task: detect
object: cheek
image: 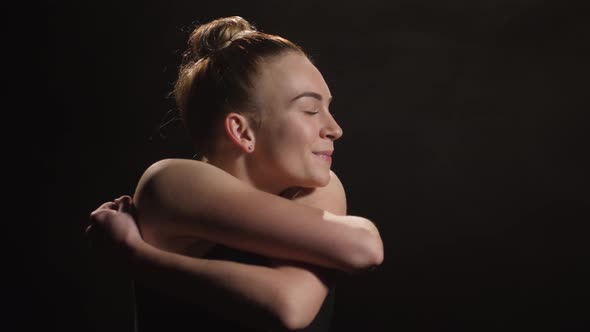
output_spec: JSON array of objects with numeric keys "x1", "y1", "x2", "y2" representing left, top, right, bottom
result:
[
  {"x1": 270, "y1": 119, "x2": 314, "y2": 150},
  {"x1": 287, "y1": 119, "x2": 317, "y2": 143},
  {"x1": 257, "y1": 122, "x2": 297, "y2": 162},
  {"x1": 257, "y1": 118, "x2": 320, "y2": 175}
]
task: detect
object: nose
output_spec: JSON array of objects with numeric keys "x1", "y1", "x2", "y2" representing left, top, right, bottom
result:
[{"x1": 320, "y1": 113, "x2": 343, "y2": 141}]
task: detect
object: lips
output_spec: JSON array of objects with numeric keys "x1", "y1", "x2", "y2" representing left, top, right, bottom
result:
[{"x1": 313, "y1": 151, "x2": 333, "y2": 163}]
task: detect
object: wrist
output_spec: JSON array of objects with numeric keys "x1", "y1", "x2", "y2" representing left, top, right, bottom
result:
[
  {"x1": 121, "y1": 235, "x2": 146, "y2": 265},
  {"x1": 122, "y1": 239, "x2": 153, "y2": 277}
]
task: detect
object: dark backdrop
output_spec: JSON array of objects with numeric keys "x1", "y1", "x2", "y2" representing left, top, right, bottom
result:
[{"x1": 46, "y1": 1, "x2": 589, "y2": 331}]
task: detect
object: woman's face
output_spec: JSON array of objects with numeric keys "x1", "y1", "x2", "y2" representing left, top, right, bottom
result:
[{"x1": 248, "y1": 52, "x2": 343, "y2": 190}]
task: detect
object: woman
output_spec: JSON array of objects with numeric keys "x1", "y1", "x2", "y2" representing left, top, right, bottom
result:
[{"x1": 88, "y1": 16, "x2": 383, "y2": 331}]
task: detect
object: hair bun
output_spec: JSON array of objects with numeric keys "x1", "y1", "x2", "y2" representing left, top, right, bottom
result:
[{"x1": 188, "y1": 16, "x2": 256, "y2": 59}]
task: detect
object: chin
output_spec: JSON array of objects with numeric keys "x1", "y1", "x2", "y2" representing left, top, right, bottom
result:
[{"x1": 304, "y1": 171, "x2": 331, "y2": 188}]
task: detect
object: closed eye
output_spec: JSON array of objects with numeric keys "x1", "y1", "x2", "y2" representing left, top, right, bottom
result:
[{"x1": 305, "y1": 111, "x2": 319, "y2": 115}]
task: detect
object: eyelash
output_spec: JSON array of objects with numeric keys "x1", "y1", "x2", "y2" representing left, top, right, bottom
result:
[{"x1": 304, "y1": 111, "x2": 337, "y2": 119}]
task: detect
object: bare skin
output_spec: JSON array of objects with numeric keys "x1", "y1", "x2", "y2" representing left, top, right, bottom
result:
[
  {"x1": 89, "y1": 170, "x2": 368, "y2": 330},
  {"x1": 88, "y1": 52, "x2": 383, "y2": 331}
]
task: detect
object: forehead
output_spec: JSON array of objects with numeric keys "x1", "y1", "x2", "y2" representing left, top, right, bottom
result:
[{"x1": 250, "y1": 52, "x2": 330, "y2": 108}]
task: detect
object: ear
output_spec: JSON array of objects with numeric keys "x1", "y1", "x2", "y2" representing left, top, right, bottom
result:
[{"x1": 223, "y1": 112, "x2": 256, "y2": 153}]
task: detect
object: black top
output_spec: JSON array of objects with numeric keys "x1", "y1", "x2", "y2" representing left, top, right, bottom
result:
[{"x1": 134, "y1": 244, "x2": 336, "y2": 331}]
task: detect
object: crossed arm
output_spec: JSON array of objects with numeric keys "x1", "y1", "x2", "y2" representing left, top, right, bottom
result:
[{"x1": 89, "y1": 159, "x2": 383, "y2": 330}]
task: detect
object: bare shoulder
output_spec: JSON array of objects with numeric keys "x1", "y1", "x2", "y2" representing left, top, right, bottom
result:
[
  {"x1": 132, "y1": 159, "x2": 224, "y2": 252},
  {"x1": 137, "y1": 158, "x2": 226, "y2": 184},
  {"x1": 135, "y1": 158, "x2": 236, "y2": 195},
  {"x1": 289, "y1": 170, "x2": 347, "y2": 215},
  {"x1": 133, "y1": 158, "x2": 246, "y2": 219}
]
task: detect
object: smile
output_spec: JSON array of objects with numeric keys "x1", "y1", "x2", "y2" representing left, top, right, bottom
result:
[{"x1": 312, "y1": 152, "x2": 333, "y2": 163}]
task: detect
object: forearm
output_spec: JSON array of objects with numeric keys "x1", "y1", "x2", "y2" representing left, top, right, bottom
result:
[
  {"x1": 136, "y1": 161, "x2": 383, "y2": 274},
  {"x1": 129, "y1": 240, "x2": 325, "y2": 330},
  {"x1": 141, "y1": 209, "x2": 381, "y2": 274},
  {"x1": 316, "y1": 212, "x2": 384, "y2": 273}
]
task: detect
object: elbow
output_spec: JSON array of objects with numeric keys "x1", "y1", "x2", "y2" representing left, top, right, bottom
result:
[
  {"x1": 277, "y1": 299, "x2": 317, "y2": 331},
  {"x1": 275, "y1": 281, "x2": 324, "y2": 330},
  {"x1": 369, "y1": 235, "x2": 385, "y2": 267},
  {"x1": 348, "y1": 228, "x2": 384, "y2": 272},
  {"x1": 279, "y1": 308, "x2": 314, "y2": 331}
]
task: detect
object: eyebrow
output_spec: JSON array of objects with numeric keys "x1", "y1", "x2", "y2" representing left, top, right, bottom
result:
[{"x1": 290, "y1": 92, "x2": 333, "y2": 103}]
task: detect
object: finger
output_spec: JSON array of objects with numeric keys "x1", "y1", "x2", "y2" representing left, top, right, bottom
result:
[
  {"x1": 118, "y1": 196, "x2": 133, "y2": 213},
  {"x1": 89, "y1": 202, "x2": 118, "y2": 222},
  {"x1": 116, "y1": 196, "x2": 136, "y2": 215},
  {"x1": 94, "y1": 201, "x2": 118, "y2": 212},
  {"x1": 89, "y1": 208, "x2": 115, "y2": 224},
  {"x1": 115, "y1": 195, "x2": 133, "y2": 202}
]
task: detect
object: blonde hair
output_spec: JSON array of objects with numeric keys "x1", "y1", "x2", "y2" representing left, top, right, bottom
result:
[{"x1": 173, "y1": 16, "x2": 305, "y2": 158}]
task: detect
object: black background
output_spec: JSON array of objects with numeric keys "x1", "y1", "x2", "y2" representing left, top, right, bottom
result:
[{"x1": 46, "y1": 1, "x2": 589, "y2": 331}]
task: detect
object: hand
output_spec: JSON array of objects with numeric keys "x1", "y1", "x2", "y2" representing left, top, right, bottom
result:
[{"x1": 86, "y1": 195, "x2": 143, "y2": 269}]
